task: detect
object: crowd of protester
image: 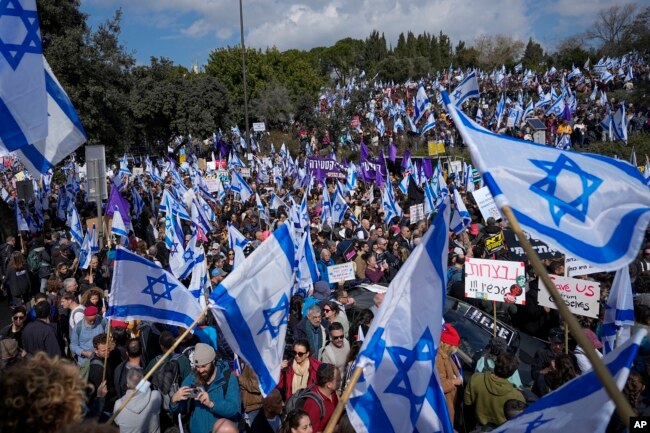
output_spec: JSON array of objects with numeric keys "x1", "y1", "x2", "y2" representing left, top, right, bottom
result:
[{"x1": 0, "y1": 55, "x2": 649, "y2": 433}]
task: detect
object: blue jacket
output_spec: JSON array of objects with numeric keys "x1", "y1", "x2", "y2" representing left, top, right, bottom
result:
[
  {"x1": 317, "y1": 258, "x2": 335, "y2": 285},
  {"x1": 170, "y1": 361, "x2": 241, "y2": 433},
  {"x1": 70, "y1": 318, "x2": 107, "y2": 364}
]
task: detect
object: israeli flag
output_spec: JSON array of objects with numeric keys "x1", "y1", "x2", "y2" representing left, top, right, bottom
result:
[
  {"x1": 545, "y1": 96, "x2": 566, "y2": 117},
  {"x1": 331, "y1": 183, "x2": 349, "y2": 224},
  {"x1": 188, "y1": 245, "x2": 210, "y2": 306},
  {"x1": 296, "y1": 229, "x2": 319, "y2": 290},
  {"x1": 495, "y1": 94, "x2": 505, "y2": 128},
  {"x1": 78, "y1": 229, "x2": 92, "y2": 270},
  {"x1": 191, "y1": 199, "x2": 211, "y2": 236},
  {"x1": 228, "y1": 152, "x2": 246, "y2": 168},
  {"x1": 424, "y1": 180, "x2": 438, "y2": 216},
  {"x1": 15, "y1": 203, "x2": 29, "y2": 232},
  {"x1": 414, "y1": 84, "x2": 430, "y2": 123},
  {"x1": 450, "y1": 70, "x2": 479, "y2": 107},
  {"x1": 107, "y1": 247, "x2": 203, "y2": 329},
  {"x1": 0, "y1": 187, "x2": 11, "y2": 204},
  {"x1": 443, "y1": 91, "x2": 650, "y2": 270},
  {"x1": 167, "y1": 213, "x2": 192, "y2": 279},
  {"x1": 132, "y1": 187, "x2": 144, "y2": 218},
  {"x1": 347, "y1": 200, "x2": 453, "y2": 433},
  {"x1": 612, "y1": 103, "x2": 628, "y2": 144},
  {"x1": 450, "y1": 189, "x2": 471, "y2": 235},
  {"x1": 346, "y1": 162, "x2": 358, "y2": 191},
  {"x1": 16, "y1": 59, "x2": 86, "y2": 175},
  {"x1": 601, "y1": 267, "x2": 635, "y2": 354},
  {"x1": 110, "y1": 205, "x2": 128, "y2": 240},
  {"x1": 209, "y1": 222, "x2": 296, "y2": 396},
  {"x1": 230, "y1": 171, "x2": 253, "y2": 202},
  {"x1": 320, "y1": 187, "x2": 332, "y2": 224},
  {"x1": 89, "y1": 224, "x2": 98, "y2": 254},
  {"x1": 381, "y1": 183, "x2": 402, "y2": 224},
  {"x1": 421, "y1": 112, "x2": 436, "y2": 136},
  {"x1": 491, "y1": 330, "x2": 646, "y2": 433},
  {"x1": 0, "y1": 0, "x2": 48, "y2": 152},
  {"x1": 228, "y1": 223, "x2": 249, "y2": 269},
  {"x1": 555, "y1": 133, "x2": 572, "y2": 150},
  {"x1": 270, "y1": 192, "x2": 287, "y2": 211},
  {"x1": 521, "y1": 99, "x2": 534, "y2": 126},
  {"x1": 67, "y1": 202, "x2": 84, "y2": 245},
  {"x1": 160, "y1": 189, "x2": 190, "y2": 221},
  {"x1": 256, "y1": 193, "x2": 270, "y2": 222}
]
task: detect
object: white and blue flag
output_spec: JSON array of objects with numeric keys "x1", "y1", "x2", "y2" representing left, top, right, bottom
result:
[
  {"x1": 209, "y1": 222, "x2": 296, "y2": 397},
  {"x1": 491, "y1": 330, "x2": 645, "y2": 433},
  {"x1": 15, "y1": 203, "x2": 29, "y2": 232},
  {"x1": 347, "y1": 200, "x2": 453, "y2": 433},
  {"x1": 601, "y1": 267, "x2": 635, "y2": 354},
  {"x1": 612, "y1": 102, "x2": 628, "y2": 144},
  {"x1": 450, "y1": 70, "x2": 479, "y2": 107},
  {"x1": 450, "y1": 189, "x2": 471, "y2": 235},
  {"x1": 256, "y1": 193, "x2": 270, "y2": 222},
  {"x1": 381, "y1": 183, "x2": 403, "y2": 225},
  {"x1": 295, "y1": 229, "x2": 320, "y2": 291},
  {"x1": 0, "y1": 0, "x2": 48, "y2": 153},
  {"x1": 443, "y1": 91, "x2": 650, "y2": 270},
  {"x1": 414, "y1": 84, "x2": 430, "y2": 123},
  {"x1": 228, "y1": 223, "x2": 249, "y2": 269},
  {"x1": 421, "y1": 112, "x2": 436, "y2": 136},
  {"x1": 16, "y1": 59, "x2": 86, "y2": 175},
  {"x1": 107, "y1": 247, "x2": 203, "y2": 329},
  {"x1": 331, "y1": 183, "x2": 349, "y2": 224},
  {"x1": 89, "y1": 224, "x2": 98, "y2": 254},
  {"x1": 110, "y1": 205, "x2": 128, "y2": 239},
  {"x1": 67, "y1": 202, "x2": 84, "y2": 245},
  {"x1": 230, "y1": 171, "x2": 253, "y2": 202},
  {"x1": 78, "y1": 229, "x2": 92, "y2": 270}
]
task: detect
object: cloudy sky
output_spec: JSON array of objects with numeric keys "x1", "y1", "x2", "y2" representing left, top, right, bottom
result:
[{"x1": 80, "y1": 0, "x2": 634, "y2": 68}]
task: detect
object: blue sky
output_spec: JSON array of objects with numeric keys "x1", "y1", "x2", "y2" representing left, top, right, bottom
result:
[{"x1": 80, "y1": 0, "x2": 637, "y2": 69}]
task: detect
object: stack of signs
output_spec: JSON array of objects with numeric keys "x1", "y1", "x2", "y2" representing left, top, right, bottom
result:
[
  {"x1": 464, "y1": 258, "x2": 526, "y2": 305},
  {"x1": 538, "y1": 275, "x2": 601, "y2": 318}
]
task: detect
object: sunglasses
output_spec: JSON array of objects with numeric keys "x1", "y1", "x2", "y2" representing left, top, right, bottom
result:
[
  {"x1": 331, "y1": 335, "x2": 344, "y2": 340},
  {"x1": 13, "y1": 315, "x2": 25, "y2": 321},
  {"x1": 292, "y1": 350, "x2": 307, "y2": 357}
]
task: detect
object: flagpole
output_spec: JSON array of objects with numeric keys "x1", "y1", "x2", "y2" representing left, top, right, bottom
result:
[
  {"x1": 500, "y1": 205, "x2": 635, "y2": 428},
  {"x1": 102, "y1": 319, "x2": 112, "y2": 383},
  {"x1": 323, "y1": 366, "x2": 363, "y2": 433},
  {"x1": 107, "y1": 306, "x2": 209, "y2": 425}
]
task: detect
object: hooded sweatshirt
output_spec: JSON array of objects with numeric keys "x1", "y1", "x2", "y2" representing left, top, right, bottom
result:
[
  {"x1": 114, "y1": 387, "x2": 162, "y2": 433},
  {"x1": 464, "y1": 372, "x2": 525, "y2": 426}
]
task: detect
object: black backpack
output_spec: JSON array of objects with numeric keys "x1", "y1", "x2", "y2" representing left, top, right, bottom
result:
[
  {"x1": 284, "y1": 386, "x2": 325, "y2": 420},
  {"x1": 150, "y1": 353, "x2": 184, "y2": 411}
]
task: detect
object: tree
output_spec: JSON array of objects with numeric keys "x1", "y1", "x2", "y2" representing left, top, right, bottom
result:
[
  {"x1": 250, "y1": 80, "x2": 295, "y2": 129},
  {"x1": 586, "y1": 3, "x2": 638, "y2": 55},
  {"x1": 172, "y1": 74, "x2": 230, "y2": 139},
  {"x1": 439, "y1": 32, "x2": 453, "y2": 67},
  {"x1": 521, "y1": 38, "x2": 545, "y2": 70},
  {"x1": 454, "y1": 40, "x2": 479, "y2": 69},
  {"x1": 319, "y1": 38, "x2": 364, "y2": 82},
  {"x1": 553, "y1": 36, "x2": 589, "y2": 70},
  {"x1": 473, "y1": 34, "x2": 524, "y2": 69},
  {"x1": 363, "y1": 30, "x2": 388, "y2": 72}
]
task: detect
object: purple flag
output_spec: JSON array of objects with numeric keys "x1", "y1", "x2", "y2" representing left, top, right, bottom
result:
[
  {"x1": 422, "y1": 158, "x2": 433, "y2": 179},
  {"x1": 388, "y1": 142, "x2": 397, "y2": 162},
  {"x1": 360, "y1": 142, "x2": 369, "y2": 161},
  {"x1": 105, "y1": 184, "x2": 131, "y2": 226},
  {"x1": 561, "y1": 103, "x2": 572, "y2": 122},
  {"x1": 401, "y1": 150, "x2": 411, "y2": 171}
]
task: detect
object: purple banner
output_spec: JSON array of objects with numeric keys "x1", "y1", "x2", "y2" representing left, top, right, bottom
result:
[{"x1": 306, "y1": 157, "x2": 345, "y2": 183}]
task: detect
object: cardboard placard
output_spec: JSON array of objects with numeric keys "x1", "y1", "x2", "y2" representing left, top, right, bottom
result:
[
  {"x1": 198, "y1": 158, "x2": 207, "y2": 171},
  {"x1": 471, "y1": 186, "x2": 502, "y2": 222},
  {"x1": 427, "y1": 141, "x2": 445, "y2": 156},
  {"x1": 203, "y1": 178, "x2": 222, "y2": 193},
  {"x1": 464, "y1": 257, "x2": 526, "y2": 304},
  {"x1": 132, "y1": 167, "x2": 143, "y2": 176},
  {"x1": 410, "y1": 204, "x2": 425, "y2": 223},
  {"x1": 564, "y1": 256, "x2": 605, "y2": 277},
  {"x1": 327, "y1": 262, "x2": 356, "y2": 282},
  {"x1": 538, "y1": 275, "x2": 601, "y2": 318}
]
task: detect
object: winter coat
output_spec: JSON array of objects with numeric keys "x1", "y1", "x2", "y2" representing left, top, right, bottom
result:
[{"x1": 114, "y1": 388, "x2": 162, "y2": 433}]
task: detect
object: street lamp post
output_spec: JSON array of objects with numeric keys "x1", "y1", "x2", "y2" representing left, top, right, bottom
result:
[{"x1": 239, "y1": 0, "x2": 251, "y2": 151}]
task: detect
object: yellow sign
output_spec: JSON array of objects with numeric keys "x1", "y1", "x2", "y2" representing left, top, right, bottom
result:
[
  {"x1": 427, "y1": 140, "x2": 445, "y2": 156},
  {"x1": 484, "y1": 232, "x2": 505, "y2": 255}
]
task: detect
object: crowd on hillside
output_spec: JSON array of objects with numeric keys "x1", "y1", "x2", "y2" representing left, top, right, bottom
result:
[{"x1": 0, "y1": 54, "x2": 649, "y2": 433}]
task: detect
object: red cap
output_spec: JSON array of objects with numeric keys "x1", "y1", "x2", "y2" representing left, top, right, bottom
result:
[
  {"x1": 84, "y1": 306, "x2": 99, "y2": 317},
  {"x1": 111, "y1": 320, "x2": 128, "y2": 329},
  {"x1": 441, "y1": 324, "x2": 460, "y2": 347}
]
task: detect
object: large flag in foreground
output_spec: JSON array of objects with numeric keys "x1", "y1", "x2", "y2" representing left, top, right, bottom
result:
[
  {"x1": 443, "y1": 91, "x2": 650, "y2": 271},
  {"x1": 491, "y1": 330, "x2": 645, "y2": 433},
  {"x1": 347, "y1": 199, "x2": 453, "y2": 433},
  {"x1": 106, "y1": 247, "x2": 202, "y2": 329},
  {"x1": 0, "y1": 0, "x2": 48, "y2": 152},
  {"x1": 209, "y1": 222, "x2": 296, "y2": 397},
  {"x1": 16, "y1": 59, "x2": 87, "y2": 175}
]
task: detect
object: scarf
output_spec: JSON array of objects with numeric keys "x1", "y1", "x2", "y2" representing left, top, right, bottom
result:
[{"x1": 291, "y1": 358, "x2": 310, "y2": 394}]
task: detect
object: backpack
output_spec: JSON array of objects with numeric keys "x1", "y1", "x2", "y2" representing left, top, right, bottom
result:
[
  {"x1": 284, "y1": 386, "x2": 325, "y2": 420},
  {"x1": 150, "y1": 353, "x2": 184, "y2": 411},
  {"x1": 79, "y1": 357, "x2": 104, "y2": 382},
  {"x1": 27, "y1": 249, "x2": 50, "y2": 277}
]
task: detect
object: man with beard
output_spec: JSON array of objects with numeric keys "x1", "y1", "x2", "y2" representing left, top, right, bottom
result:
[{"x1": 170, "y1": 343, "x2": 241, "y2": 433}]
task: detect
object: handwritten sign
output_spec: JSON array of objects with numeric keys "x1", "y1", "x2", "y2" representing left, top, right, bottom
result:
[
  {"x1": 327, "y1": 262, "x2": 356, "y2": 282},
  {"x1": 484, "y1": 232, "x2": 504, "y2": 255},
  {"x1": 203, "y1": 177, "x2": 222, "y2": 193},
  {"x1": 538, "y1": 275, "x2": 601, "y2": 318},
  {"x1": 239, "y1": 168, "x2": 251, "y2": 178},
  {"x1": 471, "y1": 187, "x2": 502, "y2": 222},
  {"x1": 564, "y1": 256, "x2": 605, "y2": 277},
  {"x1": 253, "y1": 122, "x2": 266, "y2": 132},
  {"x1": 410, "y1": 204, "x2": 425, "y2": 223},
  {"x1": 464, "y1": 258, "x2": 526, "y2": 304}
]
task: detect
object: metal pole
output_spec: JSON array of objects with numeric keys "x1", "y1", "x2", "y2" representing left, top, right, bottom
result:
[
  {"x1": 92, "y1": 159, "x2": 104, "y2": 250},
  {"x1": 239, "y1": 0, "x2": 251, "y2": 151}
]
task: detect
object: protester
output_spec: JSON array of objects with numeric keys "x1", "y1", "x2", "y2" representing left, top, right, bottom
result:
[
  {"x1": 278, "y1": 339, "x2": 321, "y2": 400},
  {"x1": 113, "y1": 368, "x2": 162, "y2": 433}
]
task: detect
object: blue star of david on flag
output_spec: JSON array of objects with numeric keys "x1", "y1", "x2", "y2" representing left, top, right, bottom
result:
[
  {"x1": 170, "y1": 242, "x2": 179, "y2": 254},
  {"x1": 183, "y1": 249, "x2": 194, "y2": 262},
  {"x1": 529, "y1": 154, "x2": 602, "y2": 226},
  {"x1": 384, "y1": 328, "x2": 437, "y2": 424},
  {"x1": 142, "y1": 274, "x2": 177, "y2": 304},
  {"x1": 257, "y1": 294, "x2": 289, "y2": 339},
  {"x1": 453, "y1": 89, "x2": 462, "y2": 100},
  {"x1": 0, "y1": 0, "x2": 42, "y2": 70}
]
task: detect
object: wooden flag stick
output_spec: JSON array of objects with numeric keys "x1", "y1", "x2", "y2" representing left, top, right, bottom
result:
[
  {"x1": 102, "y1": 319, "x2": 112, "y2": 383},
  {"x1": 323, "y1": 366, "x2": 363, "y2": 433},
  {"x1": 107, "y1": 307, "x2": 208, "y2": 425},
  {"x1": 500, "y1": 204, "x2": 634, "y2": 429}
]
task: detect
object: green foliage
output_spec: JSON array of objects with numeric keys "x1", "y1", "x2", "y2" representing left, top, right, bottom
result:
[{"x1": 521, "y1": 38, "x2": 545, "y2": 70}]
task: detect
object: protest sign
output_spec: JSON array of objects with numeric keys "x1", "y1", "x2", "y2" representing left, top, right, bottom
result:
[
  {"x1": 538, "y1": 275, "x2": 601, "y2": 318},
  {"x1": 305, "y1": 157, "x2": 345, "y2": 181},
  {"x1": 502, "y1": 229, "x2": 563, "y2": 262},
  {"x1": 253, "y1": 122, "x2": 266, "y2": 132},
  {"x1": 484, "y1": 232, "x2": 505, "y2": 255},
  {"x1": 464, "y1": 258, "x2": 526, "y2": 304},
  {"x1": 132, "y1": 167, "x2": 143, "y2": 176},
  {"x1": 463, "y1": 306, "x2": 516, "y2": 346},
  {"x1": 327, "y1": 262, "x2": 356, "y2": 282},
  {"x1": 197, "y1": 158, "x2": 207, "y2": 171},
  {"x1": 203, "y1": 178, "x2": 221, "y2": 193},
  {"x1": 427, "y1": 141, "x2": 445, "y2": 156},
  {"x1": 410, "y1": 204, "x2": 425, "y2": 223},
  {"x1": 239, "y1": 168, "x2": 251, "y2": 178},
  {"x1": 471, "y1": 186, "x2": 502, "y2": 222},
  {"x1": 564, "y1": 255, "x2": 605, "y2": 277}
]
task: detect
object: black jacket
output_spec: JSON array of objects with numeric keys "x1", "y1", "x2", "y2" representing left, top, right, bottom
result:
[{"x1": 21, "y1": 319, "x2": 61, "y2": 357}]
